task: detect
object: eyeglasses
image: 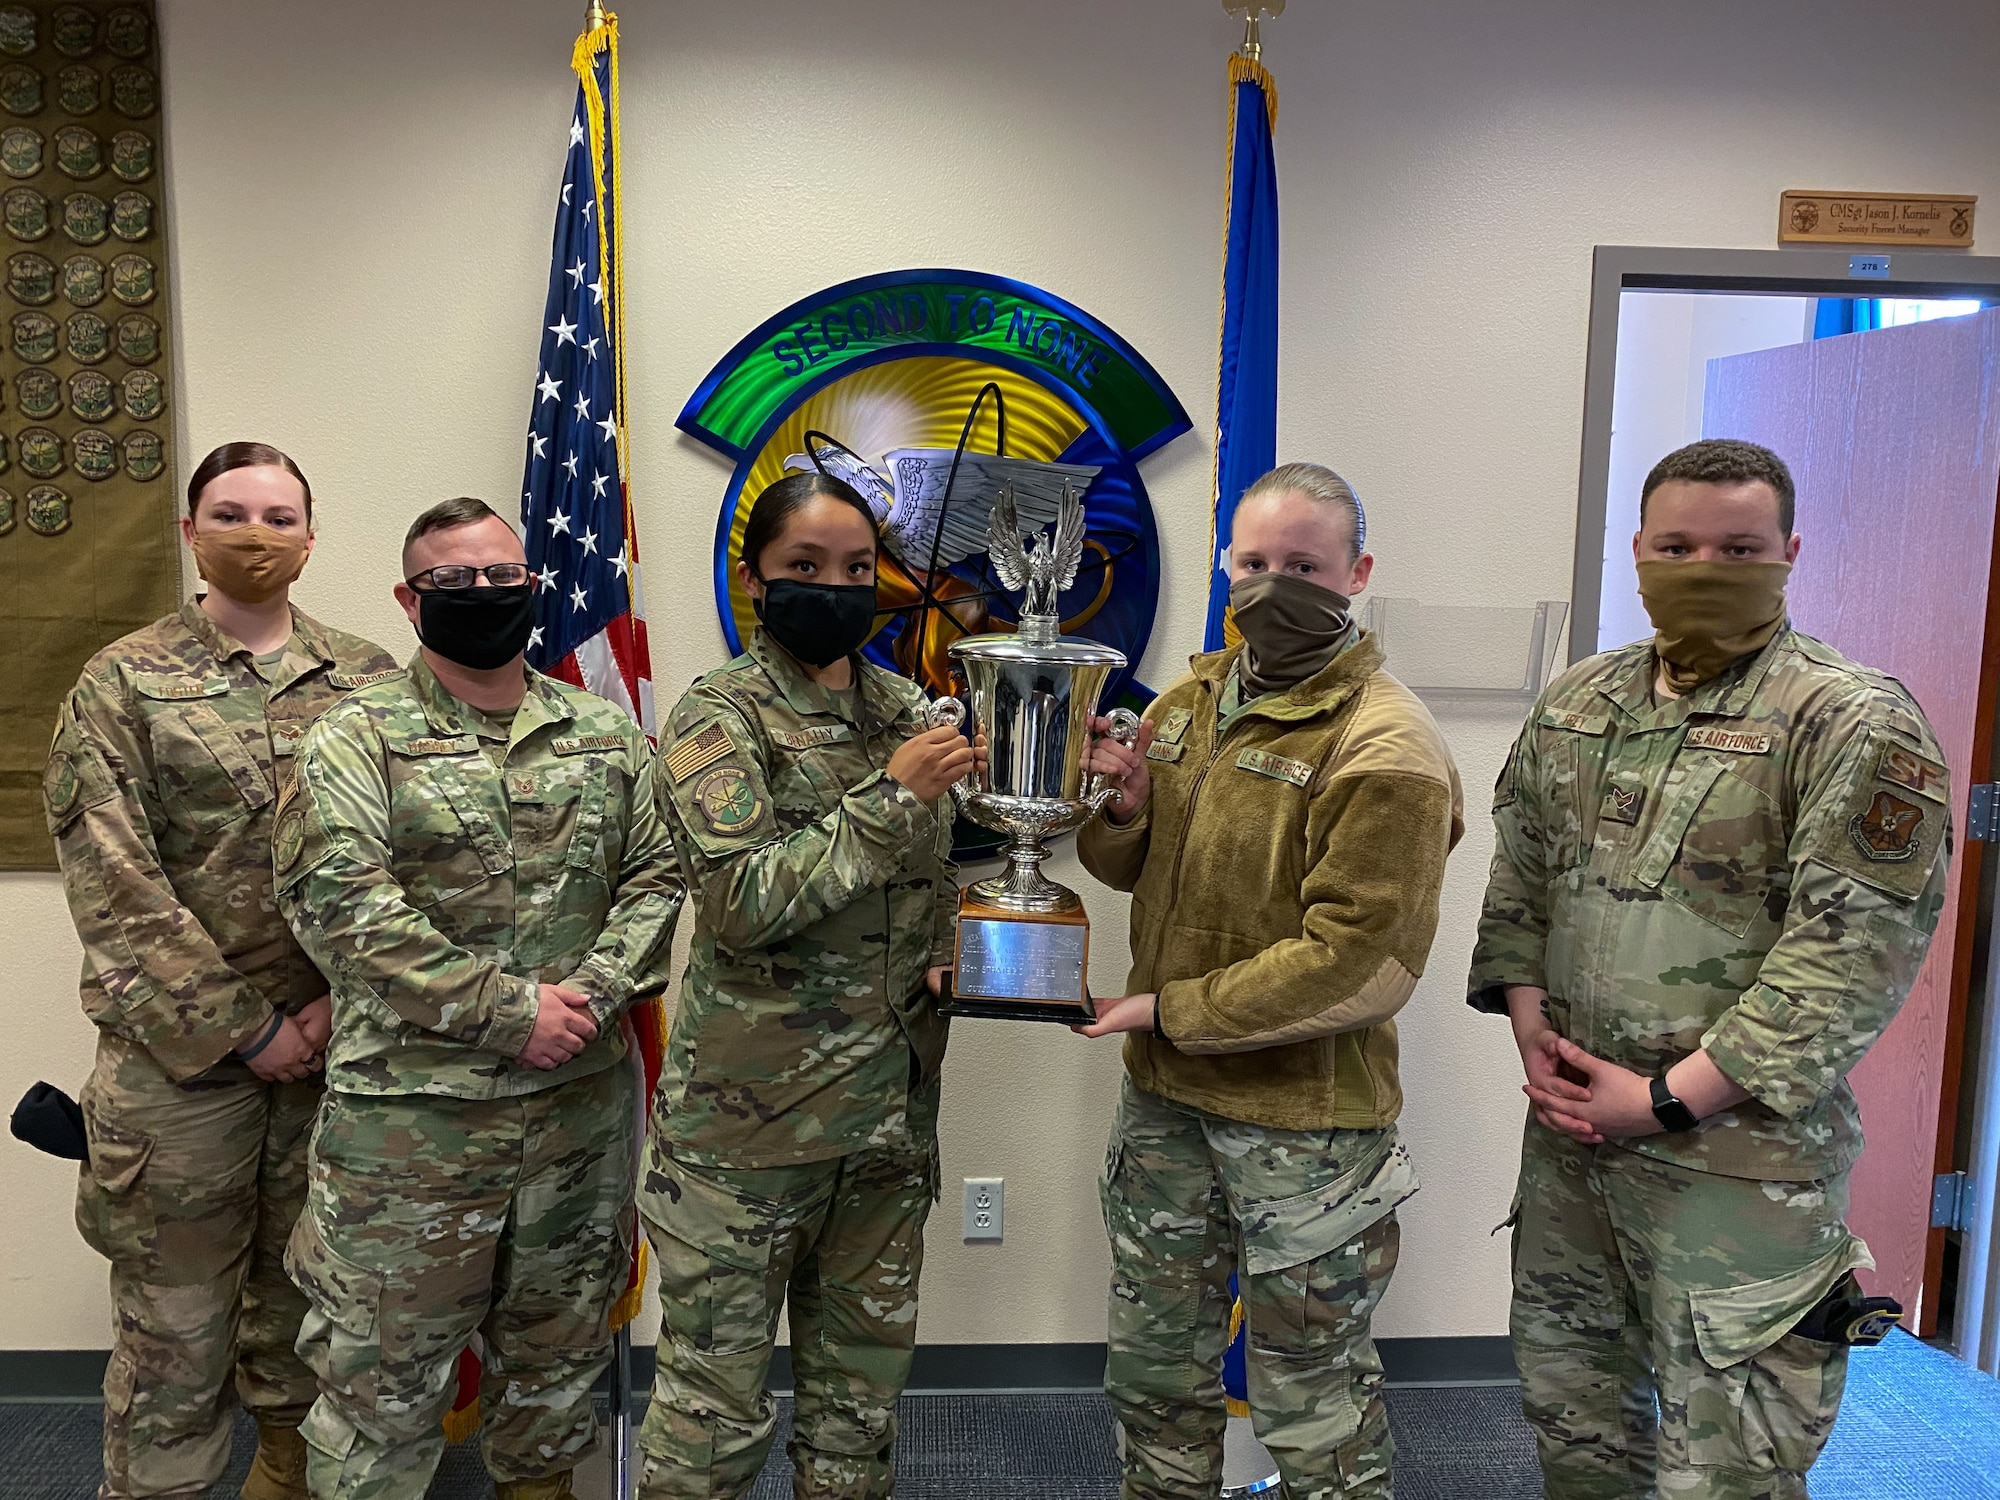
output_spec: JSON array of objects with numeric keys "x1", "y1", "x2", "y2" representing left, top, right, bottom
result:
[{"x1": 406, "y1": 564, "x2": 532, "y2": 591}]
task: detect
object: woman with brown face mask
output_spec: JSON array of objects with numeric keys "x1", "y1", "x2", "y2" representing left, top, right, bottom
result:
[{"x1": 43, "y1": 443, "x2": 397, "y2": 1500}]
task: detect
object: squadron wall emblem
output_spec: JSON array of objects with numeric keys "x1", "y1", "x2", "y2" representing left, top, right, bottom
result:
[
  {"x1": 14, "y1": 366, "x2": 55, "y2": 417},
  {"x1": 0, "y1": 124, "x2": 36, "y2": 175},
  {"x1": 67, "y1": 369, "x2": 110, "y2": 421},
  {"x1": 52, "y1": 123, "x2": 96, "y2": 178},
  {"x1": 3, "y1": 183, "x2": 47, "y2": 238},
  {"x1": 24, "y1": 482, "x2": 67, "y2": 534},
  {"x1": 5, "y1": 247, "x2": 50, "y2": 301}
]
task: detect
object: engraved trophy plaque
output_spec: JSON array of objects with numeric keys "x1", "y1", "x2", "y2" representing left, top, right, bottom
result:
[{"x1": 928, "y1": 481, "x2": 1140, "y2": 1023}]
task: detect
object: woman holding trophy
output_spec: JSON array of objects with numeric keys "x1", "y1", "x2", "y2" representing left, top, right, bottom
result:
[
  {"x1": 636, "y1": 470, "x2": 977, "y2": 1500},
  {"x1": 1076, "y1": 462, "x2": 1465, "y2": 1500}
]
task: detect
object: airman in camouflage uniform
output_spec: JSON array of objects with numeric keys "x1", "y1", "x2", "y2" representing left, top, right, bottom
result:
[
  {"x1": 275, "y1": 658, "x2": 682, "y2": 1500},
  {"x1": 1473, "y1": 620, "x2": 1949, "y2": 1496},
  {"x1": 637, "y1": 627, "x2": 958, "y2": 1500},
  {"x1": 47, "y1": 598, "x2": 396, "y2": 1500}
]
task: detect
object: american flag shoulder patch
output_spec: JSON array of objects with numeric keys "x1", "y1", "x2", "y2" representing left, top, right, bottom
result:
[{"x1": 666, "y1": 720, "x2": 734, "y2": 783}]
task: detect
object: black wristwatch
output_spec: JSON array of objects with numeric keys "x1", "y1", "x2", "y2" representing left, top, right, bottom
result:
[{"x1": 1649, "y1": 1075, "x2": 1699, "y2": 1134}]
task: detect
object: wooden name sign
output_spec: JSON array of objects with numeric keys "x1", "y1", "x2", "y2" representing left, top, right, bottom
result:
[{"x1": 1780, "y1": 191, "x2": 1975, "y2": 247}]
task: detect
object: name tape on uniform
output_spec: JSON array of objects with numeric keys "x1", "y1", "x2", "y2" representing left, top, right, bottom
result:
[
  {"x1": 1538, "y1": 709, "x2": 1609, "y2": 735},
  {"x1": 1685, "y1": 726, "x2": 1773, "y2": 754},
  {"x1": 1236, "y1": 748, "x2": 1314, "y2": 788},
  {"x1": 666, "y1": 720, "x2": 735, "y2": 783},
  {"x1": 772, "y1": 725, "x2": 851, "y2": 751},
  {"x1": 1145, "y1": 740, "x2": 1186, "y2": 764},
  {"x1": 403, "y1": 736, "x2": 477, "y2": 757}
]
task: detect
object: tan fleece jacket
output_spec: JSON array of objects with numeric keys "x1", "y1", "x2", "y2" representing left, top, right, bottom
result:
[{"x1": 1077, "y1": 633, "x2": 1463, "y2": 1131}]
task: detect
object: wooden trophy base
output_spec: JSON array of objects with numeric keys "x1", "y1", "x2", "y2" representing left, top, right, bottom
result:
[{"x1": 938, "y1": 890, "x2": 1094, "y2": 1024}]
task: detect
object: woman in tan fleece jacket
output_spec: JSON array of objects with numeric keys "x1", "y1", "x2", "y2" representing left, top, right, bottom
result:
[{"x1": 1075, "y1": 463, "x2": 1463, "y2": 1500}]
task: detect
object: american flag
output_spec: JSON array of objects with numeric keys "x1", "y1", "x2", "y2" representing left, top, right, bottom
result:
[
  {"x1": 519, "y1": 15, "x2": 652, "y2": 734},
  {"x1": 447, "y1": 9, "x2": 658, "y2": 1454}
]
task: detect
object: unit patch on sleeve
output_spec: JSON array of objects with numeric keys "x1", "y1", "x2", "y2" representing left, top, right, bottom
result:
[
  {"x1": 1876, "y1": 744, "x2": 1947, "y2": 803},
  {"x1": 1236, "y1": 748, "x2": 1314, "y2": 788},
  {"x1": 772, "y1": 725, "x2": 850, "y2": 751},
  {"x1": 1685, "y1": 726, "x2": 1773, "y2": 754},
  {"x1": 693, "y1": 766, "x2": 764, "y2": 835},
  {"x1": 1849, "y1": 790, "x2": 1925, "y2": 862},
  {"x1": 666, "y1": 720, "x2": 734, "y2": 783}
]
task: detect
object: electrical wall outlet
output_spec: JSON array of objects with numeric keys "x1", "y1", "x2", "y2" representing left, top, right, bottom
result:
[{"x1": 963, "y1": 1177, "x2": 1003, "y2": 1241}]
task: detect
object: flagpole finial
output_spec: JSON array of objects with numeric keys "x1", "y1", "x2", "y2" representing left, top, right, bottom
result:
[
  {"x1": 1222, "y1": 0, "x2": 1283, "y2": 60},
  {"x1": 584, "y1": 0, "x2": 608, "y2": 30}
]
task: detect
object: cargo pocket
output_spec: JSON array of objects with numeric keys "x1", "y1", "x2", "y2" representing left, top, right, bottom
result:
[
  {"x1": 650, "y1": 1219, "x2": 775, "y2": 1362},
  {"x1": 75, "y1": 1101, "x2": 156, "y2": 1272},
  {"x1": 285, "y1": 1213, "x2": 385, "y2": 1413},
  {"x1": 1680, "y1": 1237, "x2": 1868, "y2": 1476},
  {"x1": 1242, "y1": 1137, "x2": 1416, "y2": 1357}
]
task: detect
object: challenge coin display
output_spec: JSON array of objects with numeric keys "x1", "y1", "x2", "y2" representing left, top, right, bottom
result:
[{"x1": 0, "y1": 0, "x2": 175, "y2": 873}]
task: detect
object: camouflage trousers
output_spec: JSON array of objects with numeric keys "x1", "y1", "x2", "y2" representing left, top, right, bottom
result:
[
  {"x1": 635, "y1": 1138, "x2": 939, "y2": 1500},
  {"x1": 1511, "y1": 1122, "x2": 1870, "y2": 1500},
  {"x1": 76, "y1": 1027, "x2": 321, "y2": 1500},
  {"x1": 1100, "y1": 1078, "x2": 1419, "y2": 1500},
  {"x1": 286, "y1": 1063, "x2": 637, "y2": 1500}
]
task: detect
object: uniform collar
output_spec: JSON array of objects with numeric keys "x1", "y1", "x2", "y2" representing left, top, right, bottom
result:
[
  {"x1": 177, "y1": 597, "x2": 336, "y2": 693},
  {"x1": 1188, "y1": 627, "x2": 1384, "y2": 724},
  {"x1": 748, "y1": 627, "x2": 899, "y2": 728},
  {"x1": 1599, "y1": 623, "x2": 1791, "y2": 729},
  {"x1": 407, "y1": 654, "x2": 575, "y2": 746}
]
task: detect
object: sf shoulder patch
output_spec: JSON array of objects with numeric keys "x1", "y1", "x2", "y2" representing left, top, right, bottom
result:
[
  {"x1": 693, "y1": 766, "x2": 764, "y2": 836},
  {"x1": 1236, "y1": 748, "x2": 1314, "y2": 788},
  {"x1": 666, "y1": 720, "x2": 734, "y2": 783},
  {"x1": 1820, "y1": 734, "x2": 1947, "y2": 901}
]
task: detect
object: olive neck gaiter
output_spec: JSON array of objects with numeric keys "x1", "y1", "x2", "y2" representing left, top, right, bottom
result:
[
  {"x1": 1636, "y1": 559, "x2": 1790, "y2": 695},
  {"x1": 1229, "y1": 571, "x2": 1354, "y2": 696},
  {"x1": 190, "y1": 524, "x2": 310, "y2": 605}
]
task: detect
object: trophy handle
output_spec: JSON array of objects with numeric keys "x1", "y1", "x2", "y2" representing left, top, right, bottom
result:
[
  {"x1": 1086, "y1": 707, "x2": 1145, "y2": 813},
  {"x1": 926, "y1": 696, "x2": 973, "y2": 815}
]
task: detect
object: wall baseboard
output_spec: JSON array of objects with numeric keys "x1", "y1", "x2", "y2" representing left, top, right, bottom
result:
[{"x1": 1, "y1": 1337, "x2": 1516, "y2": 1403}]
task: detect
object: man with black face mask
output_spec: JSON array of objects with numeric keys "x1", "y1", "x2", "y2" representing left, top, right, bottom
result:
[
  {"x1": 272, "y1": 496, "x2": 684, "y2": 1500},
  {"x1": 1470, "y1": 439, "x2": 1951, "y2": 1499}
]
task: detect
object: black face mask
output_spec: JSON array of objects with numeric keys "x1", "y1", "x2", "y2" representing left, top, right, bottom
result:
[
  {"x1": 415, "y1": 584, "x2": 536, "y2": 671},
  {"x1": 754, "y1": 577, "x2": 877, "y2": 669}
]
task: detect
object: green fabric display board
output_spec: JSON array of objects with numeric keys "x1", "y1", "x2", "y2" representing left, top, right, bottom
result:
[{"x1": 0, "y1": 1, "x2": 175, "y2": 869}]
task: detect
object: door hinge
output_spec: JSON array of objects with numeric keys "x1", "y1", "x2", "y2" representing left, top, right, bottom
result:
[
  {"x1": 1968, "y1": 784, "x2": 2000, "y2": 842},
  {"x1": 1933, "y1": 1171, "x2": 1975, "y2": 1231}
]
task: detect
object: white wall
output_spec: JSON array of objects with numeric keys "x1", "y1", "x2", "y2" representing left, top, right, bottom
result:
[
  {"x1": 5, "y1": 0, "x2": 1999, "y2": 1353},
  {"x1": 1600, "y1": 292, "x2": 1816, "y2": 649}
]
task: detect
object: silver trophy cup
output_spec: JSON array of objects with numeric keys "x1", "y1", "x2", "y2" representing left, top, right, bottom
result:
[{"x1": 927, "y1": 481, "x2": 1139, "y2": 1021}]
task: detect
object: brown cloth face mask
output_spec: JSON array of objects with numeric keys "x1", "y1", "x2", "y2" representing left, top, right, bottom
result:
[
  {"x1": 1636, "y1": 559, "x2": 1790, "y2": 695},
  {"x1": 190, "y1": 523, "x2": 310, "y2": 605},
  {"x1": 1229, "y1": 570, "x2": 1353, "y2": 696}
]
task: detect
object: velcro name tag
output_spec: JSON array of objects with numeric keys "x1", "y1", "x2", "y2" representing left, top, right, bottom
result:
[
  {"x1": 666, "y1": 721, "x2": 734, "y2": 783},
  {"x1": 1538, "y1": 709, "x2": 1609, "y2": 735},
  {"x1": 402, "y1": 736, "x2": 477, "y2": 757},
  {"x1": 1236, "y1": 748, "x2": 1314, "y2": 787},
  {"x1": 1685, "y1": 726, "x2": 1773, "y2": 754},
  {"x1": 328, "y1": 668, "x2": 401, "y2": 690},
  {"x1": 550, "y1": 733, "x2": 625, "y2": 756},
  {"x1": 135, "y1": 674, "x2": 229, "y2": 701},
  {"x1": 1145, "y1": 740, "x2": 1186, "y2": 764},
  {"x1": 1877, "y1": 743, "x2": 1947, "y2": 803},
  {"x1": 773, "y1": 725, "x2": 851, "y2": 751}
]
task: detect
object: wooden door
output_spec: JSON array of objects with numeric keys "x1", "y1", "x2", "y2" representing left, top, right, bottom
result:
[{"x1": 1704, "y1": 307, "x2": 2000, "y2": 1332}]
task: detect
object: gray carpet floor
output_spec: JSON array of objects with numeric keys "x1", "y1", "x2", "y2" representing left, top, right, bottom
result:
[{"x1": 5, "y1": 1332, "x2": 1997, "y2": 1498}]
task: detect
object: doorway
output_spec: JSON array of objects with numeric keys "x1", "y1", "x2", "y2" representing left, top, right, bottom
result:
[{"x1": 1571, "y1": 246, "x2": 2000, "y2": 1366}]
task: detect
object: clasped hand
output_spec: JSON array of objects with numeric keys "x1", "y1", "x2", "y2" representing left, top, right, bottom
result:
[
  {"x1": 1519, "y1": 1031, "x2": 1661, "y2": 1144},
  {"x1": 517, "y1": 984, "x2": 598, "y2": 1070}
]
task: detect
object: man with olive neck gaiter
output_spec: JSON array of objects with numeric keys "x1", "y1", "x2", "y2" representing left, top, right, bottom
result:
[
  {"x1": 1077, "y1": 463, "x2": 1464, "y2": 1500},
  {"x1": 274, "y1": 497, "x2": 684, "y2": 1500},
  {"x1": 1471, "y1": 438, "x2": 1951, "y2": 1500}
]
